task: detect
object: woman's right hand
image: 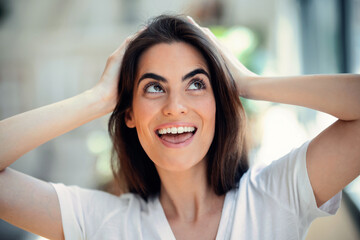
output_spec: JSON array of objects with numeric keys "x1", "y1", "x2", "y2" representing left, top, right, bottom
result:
[
  {"x1": 0, "y1": 27, "x2": 147, "y2": 240},
  {"x1": 90, "y1": 29, "x2": 144, "y2": 113},
  {"x1": 0, "y1": 29, "x2": 145, "y2": 169},
  {"x1": 0, "y1": 28, "x2": 145, "y2": 240}
]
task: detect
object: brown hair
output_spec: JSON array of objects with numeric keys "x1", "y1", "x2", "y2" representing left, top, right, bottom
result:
[{"x1": 108, "y1": 15, "x2": 248, "y2": 199}]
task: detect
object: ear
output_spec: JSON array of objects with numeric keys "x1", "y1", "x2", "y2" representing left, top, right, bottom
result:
[{"x1": 125, "y1": 108, "x2": 136, "y2": 128}]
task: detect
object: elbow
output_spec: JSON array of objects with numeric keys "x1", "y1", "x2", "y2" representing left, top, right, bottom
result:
[
  {"x1": 0, "y1": 160, "x2": 9, "y2": 172},
  {"x1": 0, "y1": 154, "x2": 20, "y2": 172},
  {"x1": 0, "y1": 165, "x2": 6, "y2": 172}
]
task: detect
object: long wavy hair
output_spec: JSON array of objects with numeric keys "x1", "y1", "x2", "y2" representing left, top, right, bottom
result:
[{"x1": 108, "y1": 15, "x2": 248, "y2": 199}]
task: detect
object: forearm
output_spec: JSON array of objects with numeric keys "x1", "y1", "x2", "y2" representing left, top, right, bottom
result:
[
  {"x1": 0, "y1": 89, "x2": 111, "y2": 170},
  {"x1": 246, "y1": 74, "x2": 360, "y2": 120}
]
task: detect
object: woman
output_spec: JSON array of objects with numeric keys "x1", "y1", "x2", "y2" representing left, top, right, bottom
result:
[{"x1": 0, "y1": 15, "x2": 359, "y2": 240}]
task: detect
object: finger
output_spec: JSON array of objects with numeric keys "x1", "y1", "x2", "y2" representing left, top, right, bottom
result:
[
  {"x1": 186, "y1": 16, "x2": 216, "y2": 40},
  {"x1": 186, "y1": 16, "x2": 195, "y2": 23},
  {"x1": 130, "y1": 26, "x2": 146, "y2": 40},
  {"x1": 186, "y1": 18, "x2": 230, "y2": 60},
  {"x1": 187, "y1": 16, "x2": 200, "y2": 28},
  {"x1": 109, "y1": 44, "x2": 126, "y2": 62}
]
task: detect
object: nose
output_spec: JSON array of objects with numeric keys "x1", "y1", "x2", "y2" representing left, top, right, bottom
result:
[{"x1": 162, "y1": 92, "x2": 188, "y2": 116}]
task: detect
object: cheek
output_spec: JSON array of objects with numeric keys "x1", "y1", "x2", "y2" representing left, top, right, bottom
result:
[
  {"x1": 198, "y1": 95, "x2": 216, "y2": 125},
  {"x1": 133, "y1": 95, "x2": 161, "y2": 120},
  {"x1": 132, "y1": 98, "x2": 161, "y2": 139},
  {"x1": 133, "y1": 99, "x2": 154, "y2": 122},
  {"x1": 193, "y1": 95, "x2": 216, "y2": 143}
]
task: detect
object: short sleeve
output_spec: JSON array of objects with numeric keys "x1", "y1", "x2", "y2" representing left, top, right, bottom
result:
[
  {"x1": 51, "y1": 183, "x2": 85, "y2": 240},
  {"x1": 50, "y1": 183, "x2": 131, "y2": 240},
  {"x1": 254, "y1": 141, "x2": 342, "y2": 225}
]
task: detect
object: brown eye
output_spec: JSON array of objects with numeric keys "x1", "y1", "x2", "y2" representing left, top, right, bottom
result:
[
  {"x1": 188, "y1": 79, "x2": 206, "y2": 90},
  {"x1": 144, "y1": 83, "x2": 164, "y2": 93}
]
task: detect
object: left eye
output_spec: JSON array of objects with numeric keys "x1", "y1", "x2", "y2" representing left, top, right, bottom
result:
[{"x1": 188, "y1": 79, "x2": 206, "y2": 90}]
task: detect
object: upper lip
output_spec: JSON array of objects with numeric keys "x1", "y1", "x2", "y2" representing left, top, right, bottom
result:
[{"x1": 154, "y1": 122, "x2": 198, "y2": 132}]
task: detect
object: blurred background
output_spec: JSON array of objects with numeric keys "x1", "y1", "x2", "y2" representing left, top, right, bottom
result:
[{"x1": 0, "y1": 0, "x2": 359, "y2": 239}]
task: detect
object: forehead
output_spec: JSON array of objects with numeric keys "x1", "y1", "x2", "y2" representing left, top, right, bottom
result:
[{"x1": 136, "y1": 42, "x2": 209, "y2": 77}]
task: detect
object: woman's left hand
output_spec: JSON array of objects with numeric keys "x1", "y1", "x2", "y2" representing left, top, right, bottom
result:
[{"x1": 187, "y1": 16, "x2": 257, "y2": 97}]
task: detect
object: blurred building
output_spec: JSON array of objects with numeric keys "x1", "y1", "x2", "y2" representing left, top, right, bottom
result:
[{"x1": 0, "y1": 0, "x2": 359, "y2": 239}]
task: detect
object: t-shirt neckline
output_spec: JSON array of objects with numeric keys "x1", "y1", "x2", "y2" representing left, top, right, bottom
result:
[{"x1": 153, "y1": 189, "x2": 235, "y2": 239}]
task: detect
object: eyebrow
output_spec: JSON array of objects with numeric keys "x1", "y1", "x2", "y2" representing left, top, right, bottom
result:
[{"x1": 137, "y1": 68, "x2": 210, "y2": 86}]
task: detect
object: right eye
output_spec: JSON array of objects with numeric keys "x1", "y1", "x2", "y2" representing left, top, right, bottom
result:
[{"x1": 144, "y1": 83, "x2": 164, "y2": 93}]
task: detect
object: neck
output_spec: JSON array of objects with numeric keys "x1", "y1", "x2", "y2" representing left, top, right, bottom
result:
[{"x1": 157, "y1": 159, "x2": 224, "y2": 222}]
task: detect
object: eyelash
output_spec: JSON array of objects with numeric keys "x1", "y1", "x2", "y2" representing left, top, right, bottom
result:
[
  {"x1": 143, "y1": 82, "x2": 164, "y2": 94},
  {"x1": 143, "y1": 78, "x2": 207, "y2": 94},
  {"x1": 188, "y1": 78, "x2": 206, "y2": 90}
]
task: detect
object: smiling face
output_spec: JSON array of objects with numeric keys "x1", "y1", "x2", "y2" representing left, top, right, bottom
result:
[{"x1": 125, "y1": 42, "x2": 216, "y2": 172}]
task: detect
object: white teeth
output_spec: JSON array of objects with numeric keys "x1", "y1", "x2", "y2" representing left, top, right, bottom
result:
[
  {"x1": 157, "y1": 126, "x2": 196, "y2": 135},
  {"x1": 178, "y1": 127, "x2": 184, "y2": 133}
]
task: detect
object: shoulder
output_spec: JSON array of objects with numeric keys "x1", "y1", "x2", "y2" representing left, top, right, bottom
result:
[
  {"x1": 244, "y1": 141, "x2": 311, "y2": 188},
  {"x1": 235, "y1": 140, "x2": 340, "y2": 216},
  {"x1": 231, "y1": 141, "x2": 311, "y2": 214},
  {"x1": 51, "y1": 183, "x2": 149, "y2": 239},
  {"x1": 51, "y1": 183, "x2": 143, "y2": 210}
]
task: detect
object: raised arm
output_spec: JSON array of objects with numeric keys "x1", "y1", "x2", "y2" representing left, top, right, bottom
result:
[
  {"x1": 0, "y1": 91, "x2": 111, "y2": 170},
  {"x1": 246, "y1": 74, "x2": 360, "y2": 206},
  {"x1": 0, "y1": 35, "x2": 132, "y2": 239},
  {"x1": 188, "y1": 16, "x2": 360, "y2": 207}
]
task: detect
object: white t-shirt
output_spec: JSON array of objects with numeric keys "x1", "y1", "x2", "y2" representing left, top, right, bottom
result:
[{"x1": 52, "y1": 141, "x2": 341, "y2": 240}]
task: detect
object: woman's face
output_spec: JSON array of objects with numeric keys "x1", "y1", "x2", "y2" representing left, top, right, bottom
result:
[{"x1": 126, "y1": 42, "x2": 216, "y2": 172}]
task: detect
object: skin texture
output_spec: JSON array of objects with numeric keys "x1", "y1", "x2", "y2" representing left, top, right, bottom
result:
[
  {"x1": 125, "y1": 42, "x2": 222, "y2": 239},
  {"x1": 0, "y1": 36, "x2": 133, "y2": 240},
  {"x1": 0, "y1": 16, "x2": 359, "y2": 239},
  {"x1": 126, "y1": 42, "x2": 216, "y2": 172}
]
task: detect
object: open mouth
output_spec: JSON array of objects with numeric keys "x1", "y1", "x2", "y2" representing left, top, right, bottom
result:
[{"x1": 156, "y1": 126, "x2": 197, "y2": 145}]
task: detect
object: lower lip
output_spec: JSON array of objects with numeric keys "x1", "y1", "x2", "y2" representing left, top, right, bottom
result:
[{"x1": 156, "y1": 131, "x2": 196, "y2": 148}]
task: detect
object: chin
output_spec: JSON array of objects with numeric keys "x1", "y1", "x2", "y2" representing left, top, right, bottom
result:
[{"x1": 152, "y1": 154, "x2": 206, "y2": 173}]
